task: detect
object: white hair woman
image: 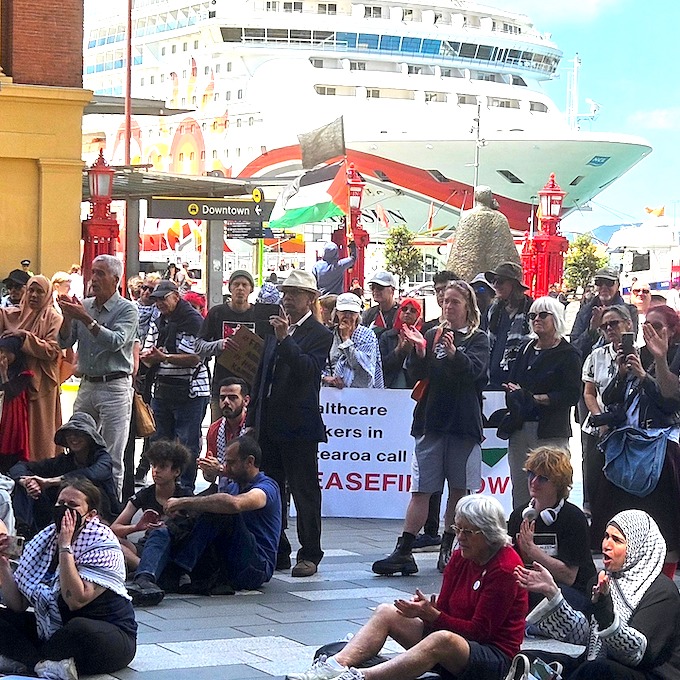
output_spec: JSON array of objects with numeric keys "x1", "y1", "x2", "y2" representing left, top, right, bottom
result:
[
  {"x1": 500, "y1": 295, "x2": 581, "y2": 509},
  {"x1": 289, "y1": 494, "x2": 528, "y2": 680}
]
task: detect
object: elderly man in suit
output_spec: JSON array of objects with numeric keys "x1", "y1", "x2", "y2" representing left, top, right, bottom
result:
[{"x1": 246, "y1": 270, "x2": 332, "y2": 577}]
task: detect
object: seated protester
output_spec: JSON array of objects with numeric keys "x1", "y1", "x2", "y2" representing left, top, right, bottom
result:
[
  {"x1": 379, "y1": 298, "x2": 423, "y2": 389},
  {"x1": 127, "y1": 435, "x2": 281, "y2": 606},
  {"x1": 111, "y1": 440, "x2": 192, "y2": 572},
  {"x1": 287, "y1": 495, "x2": 527, "y2": 680},
  {"x1": 10, "y1": 412, "x2": 121, "y2": 537},
  {"x1": 199, "y1": 377, "x2": 250, "y2": 489},
  {"x1": 0, "y1": 479, "x2": 136, "y2": 679},
  {"x1": 0, "y1": 335, "x2": 33, "y2": 474},
  {"x1": 515, "y1": 510, "x2": 680, "y2": 680},
  {"x1": 322, "y1": 293, "x2": 384, "y2": 389},
  {"x1": 507, "y1": 447, "x2": 595, "y2": 614}
]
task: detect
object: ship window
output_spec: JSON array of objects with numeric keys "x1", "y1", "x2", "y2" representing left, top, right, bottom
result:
[
  {"x1": 315, "y1": 85, "x2": 336, "y2": 95},
  {"x1": 570, "y1": 176, "x2": 584, "y2": 186},
  {"x1": 214, "y1": 93, "x2": 220, "y2": 100},
  {"x1": 213, "y1": 150, "x2": 218, "y2": 158},
  {"x1": 192, "y1": 95, "x2": 196, "y2": 104},
  {"x1": 403, "y1": 8, "x2": 413, "y2": 20},
  {"x1": 161, "y1": 74, "x2": 165, "y2": 82},
  {"x1": 237, "y1": 119, "x2": 242, "y2": 128},
  {"x1": 141, "y1": 77, "x2": 145, "y2": 86},
  {"x1": 457, "y1": 94, "x2": 477, "y2": 105},
  {"x1": 337, "y1": 32, "x2": 357, "y2": 48},
  {"x1": 182, "y1": 70, "x2": 187, "y2": 78},
  {"x1": 291, "y1": 30, "x2": 312, "y2": 42},
  {"x1": 350, "y1": 61, "x2": 366, "y2": 70},
  {"x1": 422, "y1": 39, "x2": 441, "y2": 56},
  {"x1": 226, "y1": 92, "x2": 231, "y2": 100},
  {"x1": 402, "y1": 37, "x2": 421, "y2": 53},
  {"x1": 194, "y1": 40, "x2": 199, "y2": 49},
  {"x1": 318, "y1": 3, "x2": 337, "y2": 14},
  {"x1": 221, "y1": 27, "x2": 243, "y2": 42},
  {"x1": 202, "y1": 123, "x2": 207, "y2": 131},
  {"x1": 530, "y1": 101, "x2": 548, "y2": 112},
  {"x1": 367, "y1": 89, "x2": 380, "y2": 98},
  {"x1": 227, "y1": 62, "x2": 232, "y2": 71},
  {"x1": 497, "y1": 170, "x2": 524, "y2": 184},
  {"x1": 237, "y1": 89, "x2": 243, "y2": 98},
  {"x1": 459, "y1": 43, "x2": 477, "y2": 58},
  {"x1": 245, "y1": 28, "x2": 266, "y2": 39},
  {"x1": 380, "y1": 35, "x2": 401, "y2": 50},
  {"x1": 215, "y1": 63, "x2": 221, "y2": 72},
  {"x1": 267, "y1": 28, "x2": 288, "y2": 40},
  {"x1": 364, "y1": 6, "x2": 382, "y2": 18},
  {"x1": 249, "y1": 117, "x2": 254, "y2": 126},
  {"x1": 477, "y1": 45, "x2": 493, "y2": 60},
  {"x1": 236, "y1": 148, "x2": 241, "y2": 157},
  {"x1": 161, "y1": 46, "x2": 166, "y2": 55},
  {"x1": 313, "y1": 31, "x2": 334, "y2": 42},
  {"x1": 283, "y1": 2, "x2": 303, "y2": 12},
  {"x1": 476, "y1": 73, "x2": 496, "y2": 81},
  {"x1": 425, "y1": 92, "x2": 447, "y2": 103},
  {"x1": 179, "y1": 153, "x2": 184, "y2": 161},
  {"x1": 408, "y1": 65, "x2": 422, "y2": 75},
  {"x1": 311, "y1": 59, "x2": 323, "y2": 68},
  {"x1": 204, "y1": 66, "x2": 210, "y2": 75},
  {"x1": 358, "y1": 33, "x2": 379, "y2": 49},
  {"x1": 200, "y1": 151, "x2": 205, "y2": 160},
  {"x1": 489, "y1": 98, "x2": 519, "y2": 109},
  {"x1": 150, "y1": 75, "x2": 155, "y2": 84},
  {"x1": 441, "y1": 68, "x2": 452, "y2": 77},
  {"x1": 190, "y1": 152, "x2": 195, "y2": 160},
  {"x1": 183, "y1": 42, "x2": 188, "y2": 51},
  {"x1": 267, "y1": 1, "x2": 279, "y2": 9},
  {"x1": 512, "y1": 76, "x2": 526, "y2": 86}
]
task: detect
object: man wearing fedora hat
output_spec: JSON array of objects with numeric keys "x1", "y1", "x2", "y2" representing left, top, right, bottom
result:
[
  {"x1": 484, "y1": 262, "x2": 534, "y2": 390},
  {"x1": 246, "y1": 270, "x2": 332, "y2": 577}
]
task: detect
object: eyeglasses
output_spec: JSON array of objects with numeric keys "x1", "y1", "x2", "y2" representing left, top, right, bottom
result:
[
  {"x1": 141, "y1": 285, "x2": 155, "y2": 292},
  {"x1": 451, "y1": 524, "x2": 484, "y2": 537},
  {"x1": 632, "y1": 288, "x2": 650, "y2": 295},
  {"x1": 594, "y1": 278, "x2": 616, "y2": 287},
  {"x1": 526, "y1": 470, "x2": 550, "y2": 484},
  {"x1": 528, "y1": 311, "x2": 552, "y2": 321},
  {"x1": 599, "y1": 319, "x2": 623, "y2": 331}
]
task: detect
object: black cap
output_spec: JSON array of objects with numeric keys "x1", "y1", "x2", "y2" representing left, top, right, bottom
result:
[
  {"x1": 149, "y1": 280, "x2": 179, "y2": 299},
  {"x1": 3, "y1": 269, "x2": 30, "y2": 287}
]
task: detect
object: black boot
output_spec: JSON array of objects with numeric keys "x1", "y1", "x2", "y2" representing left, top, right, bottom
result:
[
  {"x1": 437, "y1": 531, "x2": 456, "y2": 573},
  {"x1": 372, "y1": 533, "x2": 418, "y2": 576}
]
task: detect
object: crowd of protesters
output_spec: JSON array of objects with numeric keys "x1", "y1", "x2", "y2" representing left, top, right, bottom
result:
[{"x1": 2, "y1": 248, "x2": 680, "y2": 680}]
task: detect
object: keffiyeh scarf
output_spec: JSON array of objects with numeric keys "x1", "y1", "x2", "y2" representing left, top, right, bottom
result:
[{"x1": 14, "y1": 517, "x2": 129, "y2": 641}]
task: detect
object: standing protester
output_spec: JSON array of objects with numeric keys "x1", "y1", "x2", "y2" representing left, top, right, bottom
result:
[
  {"x1": 58, "y1": 254, "x2": 138, "y2": 497},
  {"x1": 361, "y1": 271, "x2": 399, "y2": 338},
  {"x1": 247, "y1": 270, "x2": 332, "y2": 577},
  {"x1": 372, "y1": 281, "x2": 489, "y2": 576},
  {"x1": 570, "y1": 267, "x2": 638, "y2": 517},
  {"x1": 141, "y1": 281, "x2": 209, "y2": 492},
  {"x1": 630, "y1": 280, "x2": 652, "y2": 344},
  {"x1": 421, "y1": 270, "x2": 461, "y2": 334},
  {"x1": 500, "y1": 296, "x2": 581, "y2": 509},
  {"x1": 312, "y1": 242, "x2": 356, "y2": 295},
  {"x1": 0, "y1": 276, "x2": 63, "y2": 462},
  {"x1": 380, "y1": 298, "x2": 423, "y2": 389},
  {"x1": 1, "y1": 269, "x2": 30, "y2": 308},
  {"x1": 485, "y1": 262, "x2": 533, "y2": 390},
  {"x1": 196, "y1": 269, "x2": 279, "y2": 422}
]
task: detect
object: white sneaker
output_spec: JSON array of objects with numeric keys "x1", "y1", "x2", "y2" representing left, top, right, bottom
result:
[
  {"x1": 286, "y1": 654, "x2": 345, "y2": 680},
  {"x1": 337, "y1": 669, "x2": 365, "y2": 680},
  {"x1": 35, "y1": 657, "x2": 78, "y2": 680}
]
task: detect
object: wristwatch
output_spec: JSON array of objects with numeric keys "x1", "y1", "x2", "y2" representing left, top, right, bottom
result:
[
  {"x1": 59, "y1": 545, "x2": 73, "y2": 554},
  {"x1": 87, "y1": 319, "x2": 98, "y2": 331}
]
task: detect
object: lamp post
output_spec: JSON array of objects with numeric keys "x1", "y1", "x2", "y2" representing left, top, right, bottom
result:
[
  {"x1": 521, "y1": 173, "x2": 569, "y2": 298},
  {"x1": 82, "y1": 150, "x2": 119, "y2": 287}
]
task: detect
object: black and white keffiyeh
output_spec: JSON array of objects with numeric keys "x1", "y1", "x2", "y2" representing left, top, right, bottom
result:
[
  {"x1": 609, "y1": 509, "x2": 666, "y2": 623},
  {"x1": 14, "y1": 516, "x2": 129, "y2": 641}
]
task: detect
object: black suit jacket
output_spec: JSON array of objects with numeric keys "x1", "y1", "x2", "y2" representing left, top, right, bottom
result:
[{"x1": 247, "y1": 315, "x2": 332, "y2": 442}]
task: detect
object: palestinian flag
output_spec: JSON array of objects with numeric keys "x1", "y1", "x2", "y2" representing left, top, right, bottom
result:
[{"x1": 269, "y1": 162, "x2": 348, "y2": 231}]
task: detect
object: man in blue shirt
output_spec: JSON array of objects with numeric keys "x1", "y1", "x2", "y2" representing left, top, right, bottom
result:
[
  {"x1": 128, "y1": 435, "x2": 281, "y2": 606},
  {"x1": 58, "y1": 254, "x2": 138, "y2": 497}
]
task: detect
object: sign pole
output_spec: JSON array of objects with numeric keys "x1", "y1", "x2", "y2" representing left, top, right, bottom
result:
[{"x1": 207, "y1": 219, "x2": 224, "y2": 309}]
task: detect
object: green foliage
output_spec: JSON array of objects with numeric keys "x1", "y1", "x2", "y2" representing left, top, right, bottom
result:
[
  {"x1": 564, "y1": 234, "x2": 608, "y2": 290},
  {"x1": 384, "y1": 225, "x2": 422, "y2": 285}
]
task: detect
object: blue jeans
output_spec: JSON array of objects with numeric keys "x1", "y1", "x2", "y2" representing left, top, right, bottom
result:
[
  {"x1": 136, "y1": 526, "x2": 173, "y2": 581},
  {"x1": 151, "y1": 395, "x2": 209, "y2": 491}
]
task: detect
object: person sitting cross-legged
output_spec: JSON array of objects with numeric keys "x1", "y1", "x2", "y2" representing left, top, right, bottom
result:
[
  {"x1": 287, "y1": 495, "x2": 527, "y2": 680},
  {"x1": 127, "y1": 435, "x2": 281, "y2": 606}
]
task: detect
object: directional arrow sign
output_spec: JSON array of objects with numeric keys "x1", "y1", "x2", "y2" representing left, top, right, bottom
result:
[{"x1": 148, "y1": 197, "x2": 274, "y2": 222}]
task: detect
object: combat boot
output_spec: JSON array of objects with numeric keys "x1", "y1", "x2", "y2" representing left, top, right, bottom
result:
[{"x1": 372, "y1": 533, "x2": 418, "y2": 576}]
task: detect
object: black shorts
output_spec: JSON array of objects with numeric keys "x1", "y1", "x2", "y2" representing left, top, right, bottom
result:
[{"x1": 437, "y1": 641, "x2": 510, "y2": 680}]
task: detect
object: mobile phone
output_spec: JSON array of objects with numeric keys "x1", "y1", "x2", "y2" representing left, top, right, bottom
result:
[
  {"x1": 621, "y1": 332, "x2": 635, "y2": 356},
  {"x1": 2, "y1": 535, "x2": 25, "y2": 560},
  {"x1": 140, "y1": 509, "x2": 161, "y2": 525}
]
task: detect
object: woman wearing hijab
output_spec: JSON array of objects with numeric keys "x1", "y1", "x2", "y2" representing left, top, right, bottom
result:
[
  {"x1": 0, "y1": 478, "x2": 137, "y2": 679},
  {"x1": 379, "y1": 297, "x2": 423, "y2": 389},
  {"x1": 515, "y1": 509, "x2": 680, "y2": 679},
  {"x1": 0, "y1": 276, "x2": 62, "y2": 461}
]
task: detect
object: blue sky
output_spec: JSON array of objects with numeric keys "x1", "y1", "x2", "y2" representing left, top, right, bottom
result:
[{"x1": 494, "y1": 0, "x2": 680, "y2": 233}]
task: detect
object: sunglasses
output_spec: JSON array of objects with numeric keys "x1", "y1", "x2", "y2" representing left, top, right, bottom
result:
[
  {"x1": 632, "y1": 288, "x2": 650, "y2": 295},
  {"x1": 401, "y1": 306, "x2": 418, "y2": 314},
  {"x1": 599, "y1": 319, "x2": 623, "y2": 331},
  {"x1": 526, "y1": 470, "x2": 550, "y2": 484},
  {"x1": 141, "y1": 285, "x2": 155, "y2": 292},
  {"x1": 594, "y1": 278, "x2": 616, "y2": 287},
  {"x1": 528, "y1": 311, "x2": 552, "y2": 320},
  {"x1": 451, "y1": 525, "x2": 484, "y2": 537}
]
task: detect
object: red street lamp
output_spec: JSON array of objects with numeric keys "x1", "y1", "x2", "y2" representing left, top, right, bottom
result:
[
  {"x1": 82, "y1": 150, "x2": 119, "y2": 287},
  {"x1": 521, "y1": 173, "x2": 569, "y2": 298}
]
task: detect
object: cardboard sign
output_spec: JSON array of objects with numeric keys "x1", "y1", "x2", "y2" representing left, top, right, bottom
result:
[{"x1": 216, "y1": 324, "x2": 264, "y2": 386}]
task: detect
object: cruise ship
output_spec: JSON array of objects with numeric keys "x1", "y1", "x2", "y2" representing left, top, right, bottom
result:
[{"x1": 82, "y1": 0, "x2": 652, "y2": 233}]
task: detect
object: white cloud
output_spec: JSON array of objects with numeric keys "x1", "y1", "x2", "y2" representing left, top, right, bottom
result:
[
  {"x1": 490, "y1": 0, "x2": 622, "y2": 24},
  {"x1": 628, "y1": 108, "x2": 680, "y2": 131}
]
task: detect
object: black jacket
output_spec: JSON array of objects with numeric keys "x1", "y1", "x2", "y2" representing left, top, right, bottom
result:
[
  {"x1": 407, "y1": 327, "x2": 489, "y2": 441},
  {"x1": 247, "y1": 315, "x2": 333, "y2": 442},
  {"x1": 506, "y1": 338, "x2": 582, "y2": 439},
  {"x1": 379, "y1": 328, "x2": 416, "y2": 389}
]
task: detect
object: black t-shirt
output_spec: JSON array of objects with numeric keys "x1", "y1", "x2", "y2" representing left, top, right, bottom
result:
[
  {"x1": 59, "y1": 588, "x2": 137, "y2": 638},
  {"x1": 508, "y1": 500, "x2": 596, "y2": 594},
  {"x1": 199, "y1": 302, "x2": 279, "y2": 395},
  {"x1": 129, "y1": 483, "x2": 192, "y2": 515}
]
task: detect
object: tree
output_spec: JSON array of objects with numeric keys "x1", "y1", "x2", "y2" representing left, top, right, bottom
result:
[
  {"x1": 384, "y1": 224, "x2": 422, "y2": 286},
  {"x1": 563, "y1": 234, "x2": 608, "y2": 291}
]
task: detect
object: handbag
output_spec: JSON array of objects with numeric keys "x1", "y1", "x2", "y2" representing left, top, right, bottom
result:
[
  {"x1": 410, "y1": 378, "x2": 429, "y2": 402},
  {"x1": 602, "y1": 425, "x2": 667, "y2": 497},
  {"x1": 504, "y1": 654, "x2": 562, "y2": 680},
  {"x1": 133, "y1": 392, "x2": 156, "y2": 438}
]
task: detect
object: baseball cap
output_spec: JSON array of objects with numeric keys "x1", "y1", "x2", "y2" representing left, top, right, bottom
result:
[
  {"x1": 149, "y1": 280, "x2": 179, "y2": 299},
  {"x1": 367, "y1": 271, "x2": 397, "y2": 288},
  {"x1": 335, "y1": 293, "x2": 362, "y2": 313},
  {"x1": 594, "y1": 267, "x2": 619, "y2": 282},
  {"x1": 3, "y1": 269, "x2": 30, "y2": 287},
  {"x1": 228, "y1": 269, "x2": 255, "y2": 289}
]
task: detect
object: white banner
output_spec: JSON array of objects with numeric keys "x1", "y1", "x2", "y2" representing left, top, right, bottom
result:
[{"x1": 315, "y1": 387, "x2": 513, "y2": 519}]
